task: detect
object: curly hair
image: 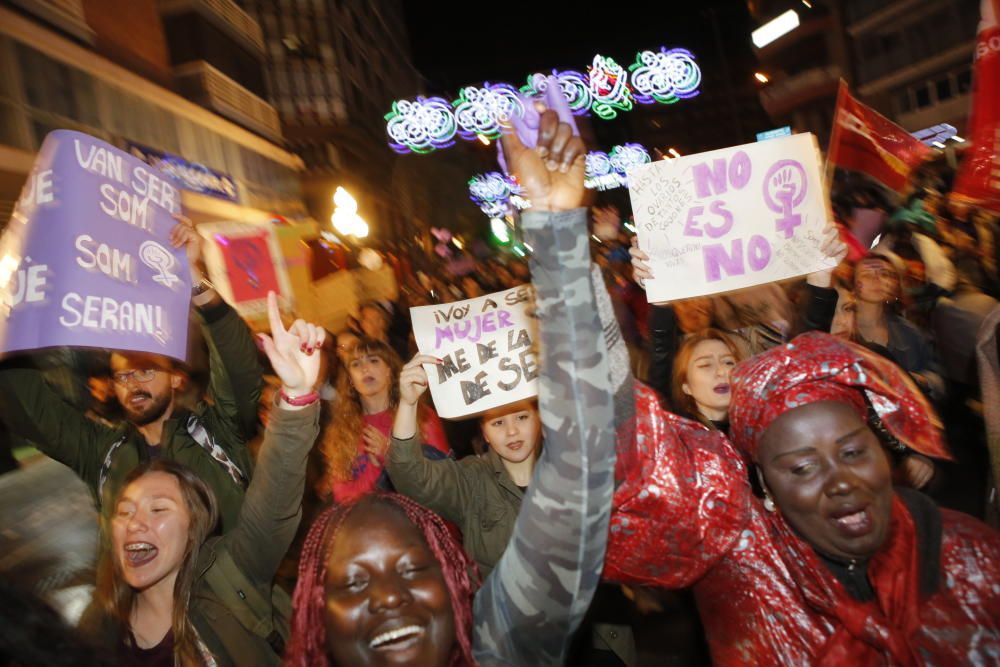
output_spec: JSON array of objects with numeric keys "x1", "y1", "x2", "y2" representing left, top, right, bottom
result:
[
  {"x1": 283, "y1": 493, "x2": 479, "y2": 666},
  {"x1": 316, "y1": 338, "x2": 402, "y2": 492}
]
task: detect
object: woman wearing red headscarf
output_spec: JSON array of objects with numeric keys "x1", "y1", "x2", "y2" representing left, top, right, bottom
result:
[{"x1": 605, "y1": 331, "x2": 999, "y2": 665}]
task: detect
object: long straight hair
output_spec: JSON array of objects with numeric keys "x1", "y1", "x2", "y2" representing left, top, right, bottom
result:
[
  {"x1": 671, "y1": 328, "x2": 743, "y2": 427},
  {"x1": 95, "y1": 460, "x2": 219, "y2": 666}
]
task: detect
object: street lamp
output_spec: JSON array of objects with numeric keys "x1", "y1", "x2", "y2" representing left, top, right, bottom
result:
[
  {"x1": 754, "y1": 72, "x2": 770, "y2": 84},
  {"x1": 331, "y1": 186, "x2": 370, "y2": 239},
  {"x1": 752, "y1": 10, "x2": 800, "y2": 48},
  {"x1": 668, "y1": 147, "x2": 682, "y2": 158}
]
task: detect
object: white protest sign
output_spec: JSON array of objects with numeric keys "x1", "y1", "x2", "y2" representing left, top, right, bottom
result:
[
  {"x1": 629, "y1": 133, "x2": 836, "y2": 302},
  {"x1": 410, "y1": 285, "x2": 538, "y2": 419}
]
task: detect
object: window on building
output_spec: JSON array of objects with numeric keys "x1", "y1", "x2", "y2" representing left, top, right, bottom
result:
[
  {"x1": 957, "y1": 67, "x2": 972, "y2": 94},
  {"x1": 914, "y1": 85, "x2": 931, "y2": 109},
  {"x1": 935, "y1": 76, "x2": 952, "y2": 103}
]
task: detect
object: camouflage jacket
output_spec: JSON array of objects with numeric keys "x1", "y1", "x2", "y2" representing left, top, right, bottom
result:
[{"x1": 472, "y1": 208, "x2": 616, "y2": 666}]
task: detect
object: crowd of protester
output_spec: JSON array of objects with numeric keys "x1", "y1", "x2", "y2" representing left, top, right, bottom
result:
[{"x1": 0, "y1": 108, "x2": 998, "y2": 667}]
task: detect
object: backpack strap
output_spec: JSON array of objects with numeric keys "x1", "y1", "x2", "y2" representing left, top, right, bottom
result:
[
  {"x1": 96, "y1": 435, "x2": 129, "y2": 508},
  {"x1": 186, "y1": 415, "x2": 248, "y2": 489},
  {"x1": 201, "y1": 547, "x2": 288, "y2": 656}
]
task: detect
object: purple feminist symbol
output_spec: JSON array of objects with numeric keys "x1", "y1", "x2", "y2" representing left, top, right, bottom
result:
[{"x1": 763, "y1": 160, "x2": 808, "y2": 239}]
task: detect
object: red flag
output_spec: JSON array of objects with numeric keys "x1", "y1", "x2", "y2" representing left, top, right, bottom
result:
[
  {"x1": 827, "y1": 81, "x2": 931, "y2": 191},
  {"x1": 953, "y1": 0, "x2": 1000, "y2": 212}
]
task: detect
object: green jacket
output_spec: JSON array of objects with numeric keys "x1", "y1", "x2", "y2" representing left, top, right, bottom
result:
[
  {"x1": 0, "y1": 300, "x2": 262, "y2": 533},
  {"x1": 92, "y1": 402, "x2": 320, "y2": 666},
  {"x1": 386, "y1": 430, "x2": 522, "y2": 577}
]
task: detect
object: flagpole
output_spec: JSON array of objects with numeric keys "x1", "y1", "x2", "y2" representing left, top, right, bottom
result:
[{"x1": 824, "y1": 78, "x2": 848, "y2": 188}]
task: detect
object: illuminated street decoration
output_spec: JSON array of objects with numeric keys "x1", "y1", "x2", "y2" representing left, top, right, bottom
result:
[
  {"x1": 609, "y1": 143, "x2": 651, "y2": 174},
  {"x1": 386, "y1": 47, "x2": 700, "y2": 153},
  {"x1": 588, "y1": 55, "x2": 634, "y2": 119},
  {"x1": 385, "y1": 96, "x2": 457, "y2": 154},
  {"x1": 585, "y1": 144, "x2": 650, "y2": 191},
  {"x1": 453, "y1": 83, "x2": 524, "y2": 140},
  {"x1": 521, "y1": 71, "x2": 593, "y2": 116},
  {"x1": 629, "y1": 48, "x2": 702, "y2": 104},
  {"x1": 331, "y1": 187, "x2": 369, "y2": 238},
  {"x1": 469, "y1": 172, "x2": 528, "y2": 217}
]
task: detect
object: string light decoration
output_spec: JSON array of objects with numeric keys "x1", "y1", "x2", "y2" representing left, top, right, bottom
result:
[
  {"x1": 385, "y1": 47, "x2": 700, "y2": 153},
  {"x1": 588, "y1": 55, "x2": 634, "y2": 119},
  {"x1": 385, "y1": 96, "x2": 458, "y2": 154},
  {"x1": 584, "y1": 144, "x2": 651, "y2": 191},
  {"x1": 468, "y1": 172, "x2": 528, "y2": 218},
  {"x1": 453, "y1": 83, "x2": 524, "y2": 140},
  {"x1": 520, "y1": 71, "x2": 593, "y2": 116},
  {"x1": 629, "y1": 47, "x2": 702, "y2": 104}
]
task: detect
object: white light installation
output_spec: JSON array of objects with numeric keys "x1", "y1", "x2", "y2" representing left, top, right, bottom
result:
[
  {"x1": 386, "y1": 47, "x2": 702, "y2": 154},
  {"x1": 751, "y1": 10, "x2": 800, "y2": 48},
  {"x1": 629, "y1": 48, "x2": 702, "y2": 104},
  {"x1": 331, "y1": 186, "x2": 369, "y2": 238},
  {"x1": 453, "y1": 83, "x2": 524, "y2": 140},
  {"x1": 469, "y1": 172, "x2": 528, "y2": 218},
  {"x1": 385, "y1": 96, "x2": 458, "y2": 155},
  {"x1": 588, "y1": 55, "x2": 634, "y2": 119},
  {"x1": 584, "y1": 144, "x2": 651, "y2": 191}
]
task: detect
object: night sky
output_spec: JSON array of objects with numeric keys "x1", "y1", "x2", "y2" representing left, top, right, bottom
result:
[{"x1": 403, "y1": 0, "x2": 760, "y2": 95}]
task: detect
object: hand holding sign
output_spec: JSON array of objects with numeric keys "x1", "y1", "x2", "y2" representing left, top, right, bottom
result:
[
  {"x1": 258, "y1": 291, "x2": 324, "y2": 398},
  {"x1": 400, "y1": 353, "x2": 440, "y2": 406}
]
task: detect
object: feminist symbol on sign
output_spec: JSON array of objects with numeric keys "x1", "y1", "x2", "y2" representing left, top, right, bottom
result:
[
  {"x1": 139, "y1": 241, "x2": 181, "y2": 288},
  {"x1": 232, "y1": 241, "x2": 263, "y2": 289},
  {"x1": 763, "y1": 160, "x2": 808, "y2": 239}
]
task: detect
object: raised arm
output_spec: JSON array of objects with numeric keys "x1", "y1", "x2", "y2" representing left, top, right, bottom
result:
[
  {"x1": 171, "y1": 217, "x2": 263, "y2": 441},
  {"x1": 386, "y1": 354, "x2": 473, "y2": 523},
  {"x1": 224, "y1": 292, "x2": 323, "y2": 582},
  {"x1": 0, "y1": 359, "x2": 119, "y2": 496},
  {"x1": 473, "y1": 99, "x2": 614, "y2": 665}
]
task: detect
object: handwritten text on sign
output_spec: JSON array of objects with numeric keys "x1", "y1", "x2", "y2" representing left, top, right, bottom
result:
[
  {"x1": 0, "y1": 130, "x2": 190, "y2": 360},
  {"x1": 629, "y1": 133, "x2": 835, "y2": 302},
  {"x1": 410, "y1": 285, "x2": 538, "y2": 419}
]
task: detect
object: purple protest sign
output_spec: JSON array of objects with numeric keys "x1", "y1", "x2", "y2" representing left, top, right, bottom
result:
[{"x1": 0, "y1": 130, "x2": 191, "y2": 360}]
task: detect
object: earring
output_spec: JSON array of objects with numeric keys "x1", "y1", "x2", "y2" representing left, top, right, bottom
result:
[{"x1": 763, "y1": 496, "x2": 777, "y2": 513}]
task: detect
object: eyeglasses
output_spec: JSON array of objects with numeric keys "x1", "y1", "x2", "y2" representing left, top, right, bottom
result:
[{"x1": 112, "y1": 368, "x2": 159, "y2": 385}]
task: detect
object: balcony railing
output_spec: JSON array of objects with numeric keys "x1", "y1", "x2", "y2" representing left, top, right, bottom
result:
[
  {"x1": 174, "y1": 61, "x2": 281, "y2": 141},
  {"x1": 759, "y1": 65, "x2": 842, "y2": 118},
  {"x1": 8, "y1": 0, "x2": 94, "y2": 43},
  {"x1": 158, "y1": 0, "x2": 264, "y2": 55}
]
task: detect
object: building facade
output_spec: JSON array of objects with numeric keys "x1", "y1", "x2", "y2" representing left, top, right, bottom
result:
[
  {"x1": 748, "y1": 0, "x2": 979, "y2": 144},
  {"x1": 239, "y1": 0, "x2": 441, "y2": 243},
  {"x1": 0, "y1": 0, "x2": 306, "y2": 229}
]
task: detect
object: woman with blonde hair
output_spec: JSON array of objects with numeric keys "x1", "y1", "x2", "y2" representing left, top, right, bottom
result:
[{"x1": 317, "y1": 337, "x2": 449, "y2": 503}]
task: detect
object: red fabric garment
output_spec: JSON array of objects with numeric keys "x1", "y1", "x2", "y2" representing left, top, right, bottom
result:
[
  {"x1": 605, "y1": 383, "x2": 1000, "y2": 666},
  {"x1": 331, "y1": 408, "x2": 450, "y2": 503},
  {"x1": 727, "y1": 332, "x2": 950, "y2": 461}
]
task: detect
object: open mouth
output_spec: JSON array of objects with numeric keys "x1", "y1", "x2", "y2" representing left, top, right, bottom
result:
[
  {"x1": 123, "y1": 542, "x2": 158, "y2": 567},
  {"x1": 369, "y1": 625, "x2": 425, "y2": 651},
  {"x1": 506, "y1": 441, "x2": 524, "y2": 452},
  {"x1": 713, "y1": 384, "x2": 730, "y2": 395},
  {"x1": 829, "y1": 506, "x2": 873, "y2": 538},
  {"x1": 128, "y1": 393, "x2": 151, "y2": 406}
]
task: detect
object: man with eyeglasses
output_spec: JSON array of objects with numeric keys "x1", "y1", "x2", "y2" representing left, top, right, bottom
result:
[{"x1": 0, "y1": 218, "x2": 262, "y2": 534}]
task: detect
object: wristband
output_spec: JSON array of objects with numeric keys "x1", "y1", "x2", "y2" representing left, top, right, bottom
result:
[{"x1": 280, "y1": 390, "x2": 319, "y2": 406}]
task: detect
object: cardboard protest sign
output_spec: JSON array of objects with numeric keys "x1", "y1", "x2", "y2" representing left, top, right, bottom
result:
[
  {"x1": 629, "y1": 133, "x2": 836, "y2": 302},
  {"x1": 410, "y1": 285, "x2": 538, "y2": 419},
  {"x1": 198, "y1": 221, "x2": 292, "y2": 319},
  {"x1": 0, "y1": 131, "x2": 190, "y2": 360}
]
